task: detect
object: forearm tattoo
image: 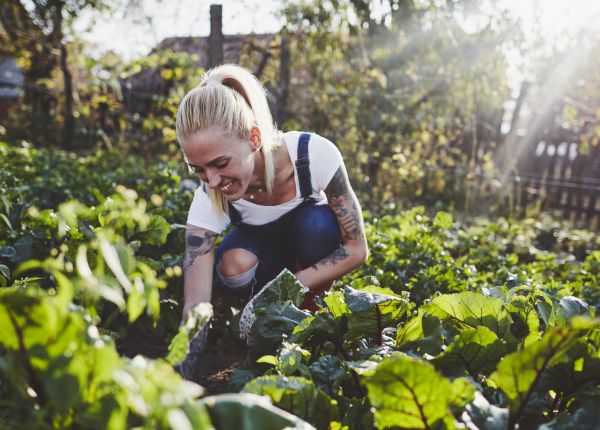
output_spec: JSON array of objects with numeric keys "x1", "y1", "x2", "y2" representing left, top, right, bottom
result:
[
  {"x1": 312, "y1": 246, "x2": 350, "y2": 271},
  {"x1": 325, "y1": 167, "x2": 363, "y2": 241},
  {"x1": 184, "y1": 229, "x2": 218, "y2": 271}
]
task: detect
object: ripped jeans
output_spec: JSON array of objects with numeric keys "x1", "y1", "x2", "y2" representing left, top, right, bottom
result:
[{"x1": 215, "y1": 201, "x2": 341, "y2": 300}]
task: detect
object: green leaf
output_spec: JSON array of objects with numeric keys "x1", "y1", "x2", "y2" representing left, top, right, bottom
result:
[
  {"x1": 242, "y1": 376, "x2": 338, "y2": 430},
  {"x1": 308, "y1": 355, "x2": 348, "y2": 397},
  {"x1": 133, "y1": 214, "x2": 171, "y2": 245},
  {"x1": 490, "y1": 317, "x2": 598, "y2": 428},
  {"x1": 396, "y1": 311, "x2": 444, "y2": 356},
  {"x1": 538, "y1": 397, "x2": 600, "y2": 430},
  {"x1": 201, "y1": 393, "x2": 315, "y2": 430},
  {"x1": 252, "y1": 269, "x2": 307, "y2": 310},
  {"x1": 461, "y1": 391, "x2": 508, "y2": 430},
  {"x1": 291, "y1": 312, "x2": 341, "y2": 346},
  {"x1": 279, "y1": 343, "x2": 311, "y2": 376},
  {"x1": 166, "y1": 303, "x2": 213, "y2": 366},
  {"x1": 342, "y1": 285, "x2": 411, "y2": 343},
  {"x1": 431, "y1": 326, "x2": 505, "y2": 377},
  {"x1": 349, "y1": 276, "x2": 380, "y2": 290},
  {"x1": 127, "y1": 278, "x2": 145, "y2": 322},
  {"x1": 556, "y1": 296, "x2": 592, "y2": 324},
  {"x1": 429, "y1": 292, "x2": 514, "y2": 340},
  {"x1": 433, "y1": 211, "x2": 453, "y2": 229},
  {"x1": 0, "y1": 263, "x2": 9, "y2": 287},
  {"x1": 257, "y1": 355, "x2": 279, "y2": 366},
  {"x1": 248, "y1": 302, "x2": 311, "y2": 362},
  {"x1": 365, "y1": 355, "x2": 474, "y2": 429}
]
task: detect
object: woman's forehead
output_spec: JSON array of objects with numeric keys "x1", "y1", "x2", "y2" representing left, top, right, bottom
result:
[{"x1": 182, "y1": 128, "x2": 242, "y2": 162}]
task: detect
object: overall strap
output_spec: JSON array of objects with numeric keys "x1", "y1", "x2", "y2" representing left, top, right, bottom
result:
[
  {"x1": 228, "y1": 201, "x2": 242, "y2": 225},
  {"x1": 296, "y1": 133, "x2": 312, "y2": 200}
]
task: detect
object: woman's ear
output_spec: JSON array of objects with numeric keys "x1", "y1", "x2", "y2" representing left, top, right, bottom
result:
[{"x1": 250, "y1": 126, "x2": 262, "y2": 151}]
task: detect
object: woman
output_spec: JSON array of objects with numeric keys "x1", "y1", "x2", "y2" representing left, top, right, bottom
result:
[{"x1": 175, "y1": 64, "x2": 368, "y2": 380}]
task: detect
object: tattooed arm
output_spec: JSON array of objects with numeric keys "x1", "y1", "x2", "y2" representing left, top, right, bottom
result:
[
  {"x1": 182, "y1": 224, "x2": 218, "y2": 316},
  {"x1": 295, "y1": 164, "x2": 368, "y2": 290}
]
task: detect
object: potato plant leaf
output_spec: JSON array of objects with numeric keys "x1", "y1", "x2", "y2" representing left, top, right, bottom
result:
[{"x1": 365, "y1": 355, "x2": 474, "y2": 429}]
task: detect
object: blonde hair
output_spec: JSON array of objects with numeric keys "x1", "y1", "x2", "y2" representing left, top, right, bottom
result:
[{"x1": 176, "y1": 64, "x2": 280, "y2": 217}]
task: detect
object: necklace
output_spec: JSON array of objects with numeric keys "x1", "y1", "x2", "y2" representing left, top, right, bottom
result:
[{"x1": 247, "y1": 185, "x2": 265, "y2": 200}]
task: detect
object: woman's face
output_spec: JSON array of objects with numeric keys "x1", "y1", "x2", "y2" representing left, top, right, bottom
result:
[{"x1": 181, "y1": 126, "x2": 258, "y2": 201}]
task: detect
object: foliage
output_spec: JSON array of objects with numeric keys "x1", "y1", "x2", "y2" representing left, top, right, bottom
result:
[{"x1": 1, "y1": 141, "x2": 600, "y2": 428}]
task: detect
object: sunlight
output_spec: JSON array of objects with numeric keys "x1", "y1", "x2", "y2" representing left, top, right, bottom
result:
[{"x1": 494, "y1": 0, "x2": 600, "y2": 186}]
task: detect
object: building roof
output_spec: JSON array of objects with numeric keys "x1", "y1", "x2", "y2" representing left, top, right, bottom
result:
[{"x1": 156, "y1": 33, "x2": 275, "y2": 68}]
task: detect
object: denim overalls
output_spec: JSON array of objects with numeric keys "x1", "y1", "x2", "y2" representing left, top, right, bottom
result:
[{"x1": 215, "y1": 133, "x2": 342, "y2": 299}]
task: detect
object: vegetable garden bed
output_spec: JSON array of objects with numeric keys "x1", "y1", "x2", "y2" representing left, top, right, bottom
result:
[{"x1": 1, "y1": 142, "x2": 598, "y2": 429}]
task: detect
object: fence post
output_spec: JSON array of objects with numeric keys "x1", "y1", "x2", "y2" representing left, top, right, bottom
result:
[
  {"x1": 208, "y1": 4, "x2": 224, "y2": 68},
  {"x1": 276, "y1": 36, "x2": 290, "y2": 125}
]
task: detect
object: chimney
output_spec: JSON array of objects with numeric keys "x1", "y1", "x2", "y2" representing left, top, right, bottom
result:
[{"x1": 208, "y1": 4, "x2": 224, "y2": 68}]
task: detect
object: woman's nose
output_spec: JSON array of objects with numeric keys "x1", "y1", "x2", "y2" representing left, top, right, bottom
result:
[{"x1": 206, "y1": 170, "x2": 221, "y2": 188}]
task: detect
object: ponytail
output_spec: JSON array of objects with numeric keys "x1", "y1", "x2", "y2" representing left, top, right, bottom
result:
[{"x1": 176, "y1": 64, "x2": 280, "y2": 217}]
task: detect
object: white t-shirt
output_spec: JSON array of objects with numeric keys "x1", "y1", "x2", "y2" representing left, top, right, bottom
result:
[{"x1": 186, "y1": 131, "x2": 343, "y2": 233}]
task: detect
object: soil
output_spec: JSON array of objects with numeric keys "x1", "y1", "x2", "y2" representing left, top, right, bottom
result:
[
  {"x1": 114, "y1": 285, "x2": 249, "y2": 395},
  {"x1": 191, "y1": 287, "x2": 249, "y2": 394}
]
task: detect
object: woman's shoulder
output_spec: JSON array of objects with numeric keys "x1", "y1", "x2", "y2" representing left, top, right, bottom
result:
[{"x1": 281, "y1": 131, "x2": 339, "y2": 156}]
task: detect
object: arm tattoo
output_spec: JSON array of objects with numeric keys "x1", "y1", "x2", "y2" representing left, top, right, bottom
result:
[
  {"x1": 325, "y1": 167, "x2": 363, "y2": 241},
  {"x1": 184, "y1": 229, "x2": 218, "y2": 271},
  {"x1": 312, "y1": 246, "x2": 349, "y2": 271}
]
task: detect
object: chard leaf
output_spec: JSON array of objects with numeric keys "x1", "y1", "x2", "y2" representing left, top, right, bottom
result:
[
  {"x1": 557, "y1": 296, "x2": 592, "y2": 324},
  {"x1": 308, "y1": 355, "x2": 348, "y2": 397},
  {"x1": 506, "y1": 296, "x2": 541, "y2": 345},
  {"x1": 538, "y1": 397, "x2": 600, "y2": 430},
  {"x1": 365, "y1": 355, "x2": 474, "y2": 429},
  {"x1": 349, "y1": 275, "x2": 380, "y2": 290},
  {"x1": 342, "y1": 285, "x2": 410, "y2": 344},
  {"x1": 201, "y1": 393, "x2": 315, "y2": 430},
  {"x1": 430, "y1": 292, "x2": 514, "y2": 340},
  {"x1": 290, "y1": 311, "x2": 343, "y2": 347},
  {"x1": 0, "y1": 263, "x2": 9, "y2": 287},
  {"x1": 248, "y1": 302, "x2": 311, "y2": 362},
  {"x1": 490, "y1": 317, "x2": 598, "y2": 429},
  {"x1": 539, "y1": 340, "x2": 600, "y2": 411},
  {"x1": 431, "y1": 326, "x2": 505, "y2": 377},
  {"x1": 242, "y1": 376, "x2": 338, "y2": 430},
  {"x1": 461, "y1": 391, "x2": 509, "y2": 430},
  {"x1": 396, "y1": 311, "x2": 444, "y2": 356},
  {"x1": 252, "y1": 269, "x2": 306, "y2": 310},
  {"x1": 322, "y1": 290, "x2": 348, "y2": 318}
]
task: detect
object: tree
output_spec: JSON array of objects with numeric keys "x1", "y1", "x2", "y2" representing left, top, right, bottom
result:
[
  {"x1": 0, "y1": 0, "x2": 105, "y2": 148},
  {"x1": 281, "y1": 0, "x2": 519, "y2": 211}
]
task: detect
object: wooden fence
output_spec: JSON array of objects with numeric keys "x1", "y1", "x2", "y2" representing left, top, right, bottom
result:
[{"x1": 517, "y1": 132, "x2": 600, "y2": 230}]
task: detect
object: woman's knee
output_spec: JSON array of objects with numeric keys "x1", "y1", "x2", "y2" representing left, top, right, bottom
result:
[{"x1": 218, "y1": 248, "x2": 259, "y2": 277}]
